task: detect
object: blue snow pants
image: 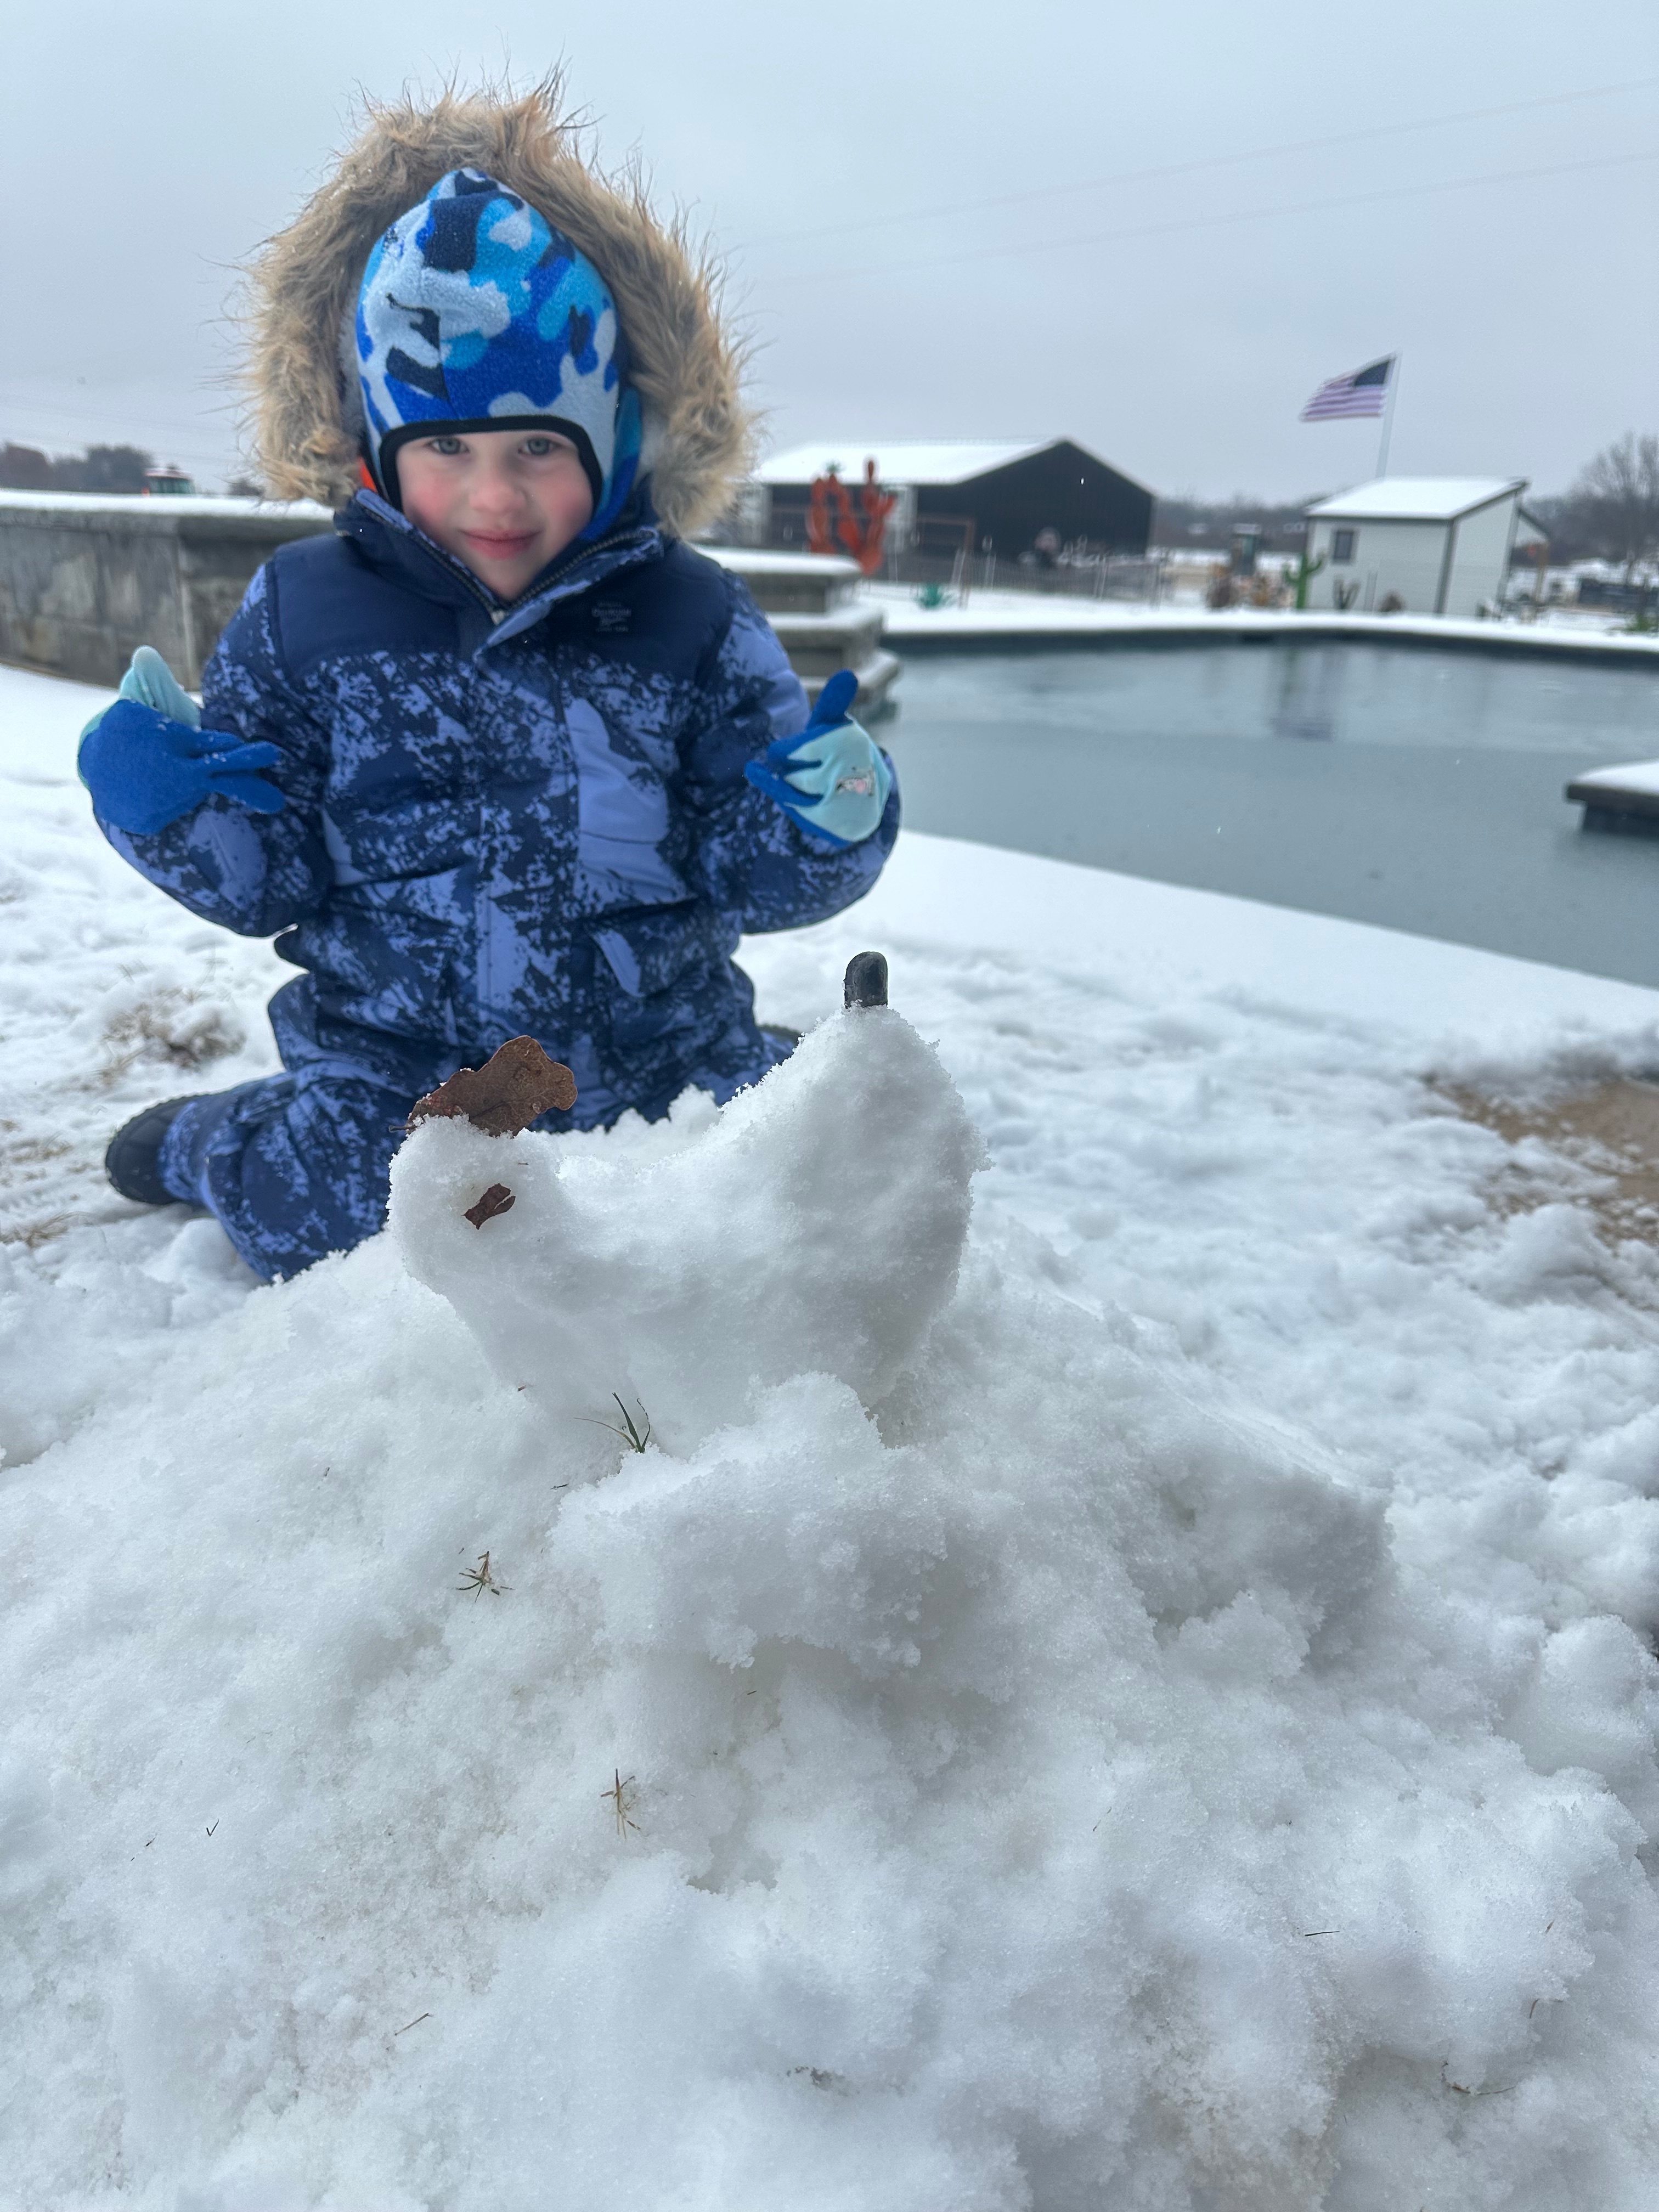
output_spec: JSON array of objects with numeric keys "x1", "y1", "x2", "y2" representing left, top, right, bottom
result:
[
  {"x1": 158, "y1": 1068, "x2": 411, "y2": 1282},
  {"x1": 154, "y1": 981, "x2": 794, "y2": 1283}
]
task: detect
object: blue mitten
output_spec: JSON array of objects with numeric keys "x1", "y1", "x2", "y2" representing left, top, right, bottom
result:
[
  {"x1": 79, "y1": 648, "x2": 285, "y2": 836},
  {"x1": 745, "y1": 670, "x2": 894, "y2": 847}
]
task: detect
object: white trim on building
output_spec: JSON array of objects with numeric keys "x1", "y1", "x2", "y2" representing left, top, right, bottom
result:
[{"x1": 755, "y1": 440, "x2": 1055, "y2": 487}]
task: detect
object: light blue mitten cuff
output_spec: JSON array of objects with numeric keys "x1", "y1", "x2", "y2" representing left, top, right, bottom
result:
[
  {"x1": 782, "y1": 719, "x2": 893, "y2": 845},
  {"x1": 120, "y1": 645, "x2": 202, "y2": 728},
  {"x1": 80, "y1": 645, "x2": 202, "y2": 760}
]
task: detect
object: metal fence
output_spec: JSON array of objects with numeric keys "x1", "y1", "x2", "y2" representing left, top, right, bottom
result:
[
  {"x1": 874, "y1": 546, "x2": 1176, "y2": 603},
  {"x1": 706, "y1": 496, "x2": 1181, "y2": 602}
]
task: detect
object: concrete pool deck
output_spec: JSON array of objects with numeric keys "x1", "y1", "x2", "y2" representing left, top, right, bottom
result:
[{"x1": 873, "y1": 588, "x2": 1659, "y2": 668}]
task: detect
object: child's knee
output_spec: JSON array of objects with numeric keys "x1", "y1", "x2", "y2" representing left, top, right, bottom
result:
[{"x1": 166, "y1": 1074, "x2": 409, "y2": 1280}]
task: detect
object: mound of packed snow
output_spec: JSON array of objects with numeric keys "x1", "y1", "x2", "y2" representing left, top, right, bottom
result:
[
  {"x1": 8, "y1": 659, "x2": 1659, "y2": 2204},
  {"x1": 5, "y1": 989, "x2": 1659, "y2": 2210},
  {"x1": 393, "y1": 1007, "x2": 984, "y2": 1449}
]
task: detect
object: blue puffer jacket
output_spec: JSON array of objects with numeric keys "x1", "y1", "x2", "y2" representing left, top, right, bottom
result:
[{"x1": 100, "y1": 490, "x2": 899, "y2": 1125}]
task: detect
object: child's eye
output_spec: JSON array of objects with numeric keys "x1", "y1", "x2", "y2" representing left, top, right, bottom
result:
[
  {"x1": 428, "y1": 437, "x2": 465, "y2": 456},
  {"x1": 523, "y1": 437, "x2": 556, "y2": 456}
]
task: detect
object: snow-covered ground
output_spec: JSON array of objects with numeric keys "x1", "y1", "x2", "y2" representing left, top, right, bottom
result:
[
  {"x1": 5, "y1": 661, "x2": 1659, "y2": 2208},
  {"x1": 870, "y1": 580, "x2": 1659, "y2": 657}
]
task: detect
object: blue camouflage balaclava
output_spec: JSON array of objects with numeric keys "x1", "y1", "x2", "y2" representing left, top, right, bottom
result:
[{"x1": 354, "y1": 168, "x2": 643, "y2": 539}]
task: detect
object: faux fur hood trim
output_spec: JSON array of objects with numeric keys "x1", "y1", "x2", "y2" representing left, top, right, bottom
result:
[{"x1": 244, "y1": 83, "x2": 753, "y2": 538}]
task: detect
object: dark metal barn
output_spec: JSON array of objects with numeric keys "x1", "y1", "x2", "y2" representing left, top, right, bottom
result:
[{"x1": 754, "y1": 439, "x2": 1153, "y2": 558}]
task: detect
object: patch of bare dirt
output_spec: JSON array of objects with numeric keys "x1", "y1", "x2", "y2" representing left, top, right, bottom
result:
[
  {"x1": 1440, "y1": 1077, "x2": 1659, "y2": 1244},
  {"x1": 99, "y1": 989, "x2": 245, "y2": 1082}
]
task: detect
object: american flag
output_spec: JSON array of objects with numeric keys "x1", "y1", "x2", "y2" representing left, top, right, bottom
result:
[{"x1": 1300, "y1": 357, "x2": 1393, "y2": 422}]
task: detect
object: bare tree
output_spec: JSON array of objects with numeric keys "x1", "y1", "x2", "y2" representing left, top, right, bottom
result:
[{"x1": 1570, "y1": 432, "x2": 1659, "y2": 580}]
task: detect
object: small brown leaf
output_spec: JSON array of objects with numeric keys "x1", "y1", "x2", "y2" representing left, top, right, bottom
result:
[
  {"x1": 464, "y1": 1183, "x2": 516, "y2": 1229},
  {"x1": 410, "y1": 1036, "x2": 578, "y2": 1138}
]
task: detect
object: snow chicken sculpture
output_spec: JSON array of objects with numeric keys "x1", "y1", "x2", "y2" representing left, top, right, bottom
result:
[{"x1": 390, "y1": 963, "x2": 986, "y2": 1452}]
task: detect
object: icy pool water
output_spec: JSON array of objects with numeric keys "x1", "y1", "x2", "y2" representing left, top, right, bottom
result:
[{"x1": 887, "y1": 640, "x2": 1659, "y2": 986}]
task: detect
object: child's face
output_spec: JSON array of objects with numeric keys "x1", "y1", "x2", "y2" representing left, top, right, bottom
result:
[{"x1": 397, "y1": 428, "x2": 596, "y2": 596}]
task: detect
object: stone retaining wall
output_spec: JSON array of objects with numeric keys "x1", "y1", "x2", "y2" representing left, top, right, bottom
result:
[{"x1": 0, "y1": 495, "x2": 333, "y2": 690}]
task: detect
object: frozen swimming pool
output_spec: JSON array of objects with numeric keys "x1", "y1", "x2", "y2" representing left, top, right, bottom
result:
[{"x1": 884, "y1": 639, "x2": 1659, "y2": 988}]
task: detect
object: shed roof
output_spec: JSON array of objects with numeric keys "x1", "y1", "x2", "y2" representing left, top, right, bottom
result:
[
  {"x1": 1305, "y1": 476, "x2": 1527, "y2": 522},
  {"x1": 758, "y1": 439, "x2": 1062, "y2": 487}
]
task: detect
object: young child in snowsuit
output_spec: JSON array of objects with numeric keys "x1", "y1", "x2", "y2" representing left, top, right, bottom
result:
[{"x1": 79, "y1": 90, "x2": 898, "y2": 1282}]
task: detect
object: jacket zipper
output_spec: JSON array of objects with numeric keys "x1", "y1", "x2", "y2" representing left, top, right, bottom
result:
[
  {"x1": 416, "y1": 524, "x2": 650, "y2": 628},
  {"x1": 424, "y1": 522, "x2": 644, "y2": 1023}
]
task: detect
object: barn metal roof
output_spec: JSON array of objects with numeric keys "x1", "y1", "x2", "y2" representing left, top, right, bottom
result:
[
  {"x1": 1305, "y1": 477, "x2": 1527, "y2": 522},
  {"x1": 757, "y1": 439, "x2": 1063, "y2": 486}
]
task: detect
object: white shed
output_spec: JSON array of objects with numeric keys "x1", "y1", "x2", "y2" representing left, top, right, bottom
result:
[{"x1": 1302, "y1": 477, "x2": 1530, "y2": 619}]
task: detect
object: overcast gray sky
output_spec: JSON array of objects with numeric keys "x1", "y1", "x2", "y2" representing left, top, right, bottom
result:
[{"x1": 4, "y1": 0, "x2": 1655, "y2": 501}]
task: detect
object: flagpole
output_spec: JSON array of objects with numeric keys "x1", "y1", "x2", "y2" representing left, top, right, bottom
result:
[{"x1": 1376, "y1": 355, "x2": 1400, "y2": 477}]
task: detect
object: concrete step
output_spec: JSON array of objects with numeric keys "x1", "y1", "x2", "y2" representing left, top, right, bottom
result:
[
  {"x1": 767, "y1": 604, "x2": 885, "y2": 672},
  {"x1": 804, "y1": 647, "x2": 901, "y2": 719},
  {"x1": 703, "y1": 546, "x2": 861, "y2": 615},
  {"x1": 702, "y1": 546, "x2": 898, "y2": 716}
]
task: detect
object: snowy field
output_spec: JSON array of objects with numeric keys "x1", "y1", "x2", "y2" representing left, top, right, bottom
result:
[
  {"x1": 5, "y1": 661, "x2": 1659, "y2": 2208},
  {"x1": 870, "y1": 580, "x2": 1659, "y2": 657}
]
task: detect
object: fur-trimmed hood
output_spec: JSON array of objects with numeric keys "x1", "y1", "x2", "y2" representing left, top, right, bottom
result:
[{"x1": 245, "y1": 84, "x2": 752, "y2": 538}]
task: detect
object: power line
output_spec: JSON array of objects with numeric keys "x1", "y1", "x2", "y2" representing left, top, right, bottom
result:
[
  {"x1": 755, "y1": 144, "x2": 1659, "y2": 292},
  {"x1": 737, "y1": 75, "x2": 1658, "y2": 254},
  {"x1": 0, "y1": 387, "x2": 239, "y2": 454},
  {"x1": 0, "y1": 387, "x2": 236, "y2": 430},
  {"x1": 7, "y1": 106, "x2": 1651, "y2": 464}
]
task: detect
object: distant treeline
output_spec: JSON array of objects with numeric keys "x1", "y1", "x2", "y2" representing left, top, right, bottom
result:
[{"x1": 0, "y1": 441, "x2": 155, "y2": 493}]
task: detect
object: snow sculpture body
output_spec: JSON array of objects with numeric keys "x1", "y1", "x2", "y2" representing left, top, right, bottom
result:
[{"x1": 390, "y1": 1001, "x2": 986, "y2": 1451}]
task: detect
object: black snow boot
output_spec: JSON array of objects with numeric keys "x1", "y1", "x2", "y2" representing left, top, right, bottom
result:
[{"x1": 105, "y1": 1098, "x2": 193, "y2": 1206}]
